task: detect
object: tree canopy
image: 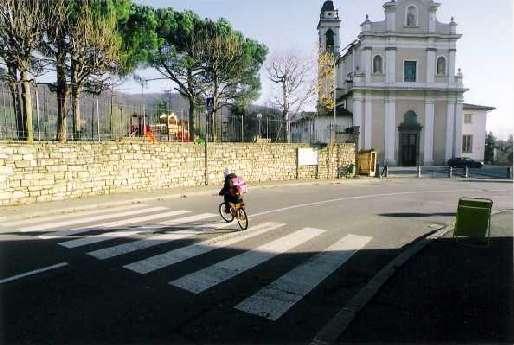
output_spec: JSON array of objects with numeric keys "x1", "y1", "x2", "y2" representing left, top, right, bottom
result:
[{"x1": 0, "y1": 0, "x2": 268, "y2": 142}]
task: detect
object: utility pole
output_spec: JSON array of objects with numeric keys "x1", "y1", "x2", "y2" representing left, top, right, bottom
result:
[{"x1": 205, "y1": 97, "x2": 213, "y2": 186}]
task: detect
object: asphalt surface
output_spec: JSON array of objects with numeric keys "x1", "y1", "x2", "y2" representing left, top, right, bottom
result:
[
  {"x1": 341, "y1": 211, "x2": 514, "y2": 344},
  {"x1": 0, "y1": 178, "x2": 512, "y2": 345}
]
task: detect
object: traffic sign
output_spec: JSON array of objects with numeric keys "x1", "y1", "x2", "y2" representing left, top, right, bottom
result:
[{"x1": 206, "y1": 97, "x2": 214, "y2": 112}]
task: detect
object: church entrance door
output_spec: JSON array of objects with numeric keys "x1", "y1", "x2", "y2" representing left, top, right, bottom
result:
[
  {"x1": 398, "y1": 111, "x2": 422, "y2": 167},
  {"x1": 399, "y1": 131, "x2": 419, "y2": 166}
]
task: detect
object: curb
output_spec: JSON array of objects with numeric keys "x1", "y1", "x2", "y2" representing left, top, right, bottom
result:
[
  {"x1": 0, "y1": 178, "x2": 375, "y2": 222},
  {"x1": 310, "y1": 224, "x2": 452, "y2": 345}
]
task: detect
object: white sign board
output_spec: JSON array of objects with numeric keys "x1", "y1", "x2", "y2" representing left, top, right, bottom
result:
[{"x1": 298, "y1": 148, "x2": 319, "y2": 166}]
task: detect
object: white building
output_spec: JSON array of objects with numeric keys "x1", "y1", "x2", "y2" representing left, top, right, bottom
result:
[
  {"x1": 461, "y1": 103, "x2": 495, "y2": 161},
  {"x1": 292, "y1": 0, "x2": 494, "y2": 165}
]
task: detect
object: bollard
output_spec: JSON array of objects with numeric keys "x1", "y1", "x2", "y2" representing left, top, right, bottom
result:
[
  {"x1": 375, "y1": 163, "x2": 380, "y2": 178},
  {"x1": 382, "y1": 165, "x2": 389, "y2": 178},
  {"x1": 417, "y1": 165, "x2": 422, "y2": 178},
  {"x1": 507, "y1": 166, "x2": 512, "y2": 179},
  {"x1": 448, "y1": 166, "x2": 453, "y2": 178},
  {"x1": 465, "y1": 166, "x2": 469, "y2": 178}
]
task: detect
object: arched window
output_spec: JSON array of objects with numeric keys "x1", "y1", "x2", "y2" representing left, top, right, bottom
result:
[
  {"x1": 373, "y1": 55, "x2": 383, "y2": 74},
  {"x1": 436, "y1": 56, "x2": 447, "y2": 76},
  {"x1": 325, "y1": 29, "x2": 335, "y2": 53},
  {"x1": 406, "y1": 5, "x2": 418, "y2": 27},
  {"x1": 404, "y1": 111, "x2": 419, "y2": 127}
]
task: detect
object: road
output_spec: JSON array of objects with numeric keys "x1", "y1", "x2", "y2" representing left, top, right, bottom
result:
[{"x1": 0, "y1": 178, "x2": 512, "y2": 345}]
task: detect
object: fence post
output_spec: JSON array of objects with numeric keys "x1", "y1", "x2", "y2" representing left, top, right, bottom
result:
[
  {"x1": 91, "y1": 100, "x2": 94, "y2": 141},
  {"x1": 448, "y1": 166, "x2": 453, "y2": 178},
  {"x1": 2, "y1": 87, "x2": 6, "y2": 139},
  {"x1": 35, "y1": 87, "x2": 40, "y2": 141},
  {"x1": 96, "y1": 98, "x2": 100, "y2": 142}
]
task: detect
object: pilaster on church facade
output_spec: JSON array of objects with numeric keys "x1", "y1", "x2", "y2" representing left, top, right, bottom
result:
[
  {"x1": 332, "y1": 0, "x2": 471, "y2": 166},
  {"x1": 304, "y1": 0, "x2": 492, "y2": 165}
]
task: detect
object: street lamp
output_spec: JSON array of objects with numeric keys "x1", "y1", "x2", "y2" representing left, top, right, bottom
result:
[{"x1": 257, "y1": 113, "x2": 262, "y2": 139}]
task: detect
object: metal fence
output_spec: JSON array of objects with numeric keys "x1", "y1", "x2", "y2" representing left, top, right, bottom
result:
[
  {"x1": 384, "y1": 165, "x2": 513, "y2": 180},
  {"x1": 0, "y1": 83, "x2": 296, "y2": 143}
]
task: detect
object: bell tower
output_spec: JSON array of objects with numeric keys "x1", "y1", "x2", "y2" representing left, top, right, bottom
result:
[{"x1": 318, "y1": 0, "x2": 341, "y2": 55}]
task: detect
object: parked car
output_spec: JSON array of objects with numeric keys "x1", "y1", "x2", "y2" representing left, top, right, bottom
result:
[{"x1": 447, "y1": 157, "x2": 483, "y2": 169}]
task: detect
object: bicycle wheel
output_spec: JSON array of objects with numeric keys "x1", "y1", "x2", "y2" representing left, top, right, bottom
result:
[
  {"x1": 219, "y1": 203, "x2": 234, "y2": 223},
  {"x1": 237, "y1": 208, "x2": 248, "y2": 230}
]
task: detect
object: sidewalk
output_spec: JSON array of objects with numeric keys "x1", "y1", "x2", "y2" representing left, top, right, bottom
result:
[
  {"x1": 340, "y1": 211, "x2": 514, "y2": 344},
  {"x1": 0, "y1": 177, "x2": 376, "y2": 219}
]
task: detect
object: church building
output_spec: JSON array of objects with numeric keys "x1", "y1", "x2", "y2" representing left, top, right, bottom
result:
[{"x1": 296, "y1": 0, "x2": 495, "y2": 166}]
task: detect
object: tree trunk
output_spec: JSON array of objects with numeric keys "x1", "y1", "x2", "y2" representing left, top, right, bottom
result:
[
  {"x1": 71, "y1": 84, "x2": 81, "y2": 140},
  {"x1": 188, "y1": 96, "x2": 195, "y2": 138},
  {"x1": 7, "y1": 65, "x2": 24, "y2": 139},
  {"x1": 56, "y1": 58, "x2": 67, "y2": 142},
  {"x1": 20, "y1": 71, "x2": 33, "y2": 142},
  {"x1": 8, "y1": 82, "x2": 23, "y2": 140},
  {"x1": 282, "y1": 82, "x2": 290, "y2": 143}
]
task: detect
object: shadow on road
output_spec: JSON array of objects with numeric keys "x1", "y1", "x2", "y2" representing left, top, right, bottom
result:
[{"x1": 341, "y1": 212, "x2": 514, "y2": 344}]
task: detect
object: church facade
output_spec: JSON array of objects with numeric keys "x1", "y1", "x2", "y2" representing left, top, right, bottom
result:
[{"x1": 311, "y1": 0, "x2": 494, "y2": 166}]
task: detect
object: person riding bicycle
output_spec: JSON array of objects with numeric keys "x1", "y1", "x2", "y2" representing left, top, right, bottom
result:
[{"x1": 219, "y1": 170, "x2": 245, "y2": 213}]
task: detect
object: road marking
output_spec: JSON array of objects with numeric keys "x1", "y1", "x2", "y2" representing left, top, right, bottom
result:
[
  {"x1": 38, "y1": 207, "x2": 177, "y2": 239},
  {"x1": 309, "y1": 226, "x2": 449, "y2": 345},
  {"x1": 249, "y1": 189, "x2": 512, "y2": 219},
  {"x1": 88, "y1": 229, "x2": 205, "y2": 260},
  {"x1": 17, "y1": 204, "x2": 150, "y2": 232},
  {"x1": 0, "y1": 200, "x2": 148, "y2": 225},
  {"x1": 138, "y1": 213, "x2": 219, "y2": 231},
  {"x1": 235, "y1": 234, "x2": 372, "y2": 321},
  {"x1": 57, "y1": 211, "x2": 205, "y2": 248},
  {"x1": 194, "y1": 221, "x2": 236, "y2": 230},
  {"x1": 169, "y1": 227, "x2": 325, "y2": 294},
  {"x1": 59, "y1": 230, "x2": 146, "y2": 249},
  {"x1": 0, "y1": 262, "x2": 69, "y2": 284},
  {"x1": 160, "y1": 213, "x2": 218, "y2": 226},
  {"x1": 124, "y1": 222, "x2": 285, "y2": 274}
]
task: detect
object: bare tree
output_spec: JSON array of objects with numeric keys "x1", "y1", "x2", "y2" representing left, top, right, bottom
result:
[
  {"x1": 0, "y1": 0, "x2": 48, "y2": 142},
  {"x1": 317, "y1": 51, "x2": 336, "y2": 115},
  {"x1": 68, "y1": 0, "x2": 122, "y2": 140},
  {"x1": 266, "y1": 53, "x2": 315, "y2": 142},
  {"x1": 41, "y1": 0, "x2": 70, "y2": 142}
]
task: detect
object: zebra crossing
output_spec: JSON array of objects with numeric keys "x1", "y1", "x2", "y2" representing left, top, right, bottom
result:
[{"x1": 2, "y1": 202, "x2": 373, "y2": 321}]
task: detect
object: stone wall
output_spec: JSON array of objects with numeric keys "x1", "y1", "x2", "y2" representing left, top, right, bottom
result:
[{"x1": 0, "y1": 142, "x2": 355, "y2": 206}]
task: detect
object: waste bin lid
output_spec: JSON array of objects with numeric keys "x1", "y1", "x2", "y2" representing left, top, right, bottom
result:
[{"x1": 458, "y1": 198, "x2": 493, "y2": 209}]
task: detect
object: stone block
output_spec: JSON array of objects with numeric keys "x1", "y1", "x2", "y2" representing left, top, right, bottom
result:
[
  {"x1": 14, "y1": 160, "x2": 32, "y2": 168},
  {"x1": 11, "y1": 191, "x2": 26, "y2": 199}
]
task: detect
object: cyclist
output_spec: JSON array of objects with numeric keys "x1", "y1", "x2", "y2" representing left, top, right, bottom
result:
[{"x1": 219, "y1": 170, "x2": 244, "y2": 213}]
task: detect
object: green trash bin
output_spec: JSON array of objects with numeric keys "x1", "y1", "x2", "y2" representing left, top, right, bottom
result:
[{"x1": 453, "y1": 198, "x2": 493, "y2": 243}]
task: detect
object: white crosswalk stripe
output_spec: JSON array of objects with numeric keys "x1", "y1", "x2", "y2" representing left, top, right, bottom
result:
[
  {"x1": 58, "y1": 212, "x2": 213, "y2": 249},
  {"x1": 29, "y1": 203, "x2": 374, "y2": 323},
  {"x1": 17, "y1": 204, "x2": 149, "y2": 232},
  {"x1": 87, "y1": 229, "x2": 205, "y2": 260},
  {"x1": 235, "y1": 234, "x2": 372, "y2": 320},
  {"x1": 0, "y1": 200, "x2": 146, "y2": 227},
  {"x1": 38, "y1": 206, "x2": 175, "y2": 239},
  {"x1": 169, "y1": 227, "x2": 326, "y2": 294},
  {"x1": 124, "y1": 222, "x2": 285, "y2": 274}
]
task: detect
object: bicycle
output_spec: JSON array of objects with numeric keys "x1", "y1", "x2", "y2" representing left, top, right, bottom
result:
[{"x1": 218, "y1": 201, "x2": 248, "y2": 230}]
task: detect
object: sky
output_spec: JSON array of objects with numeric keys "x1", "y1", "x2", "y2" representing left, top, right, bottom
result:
[{"x1": 126, "y1": 0, "x2": 514, "y2": 139}]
